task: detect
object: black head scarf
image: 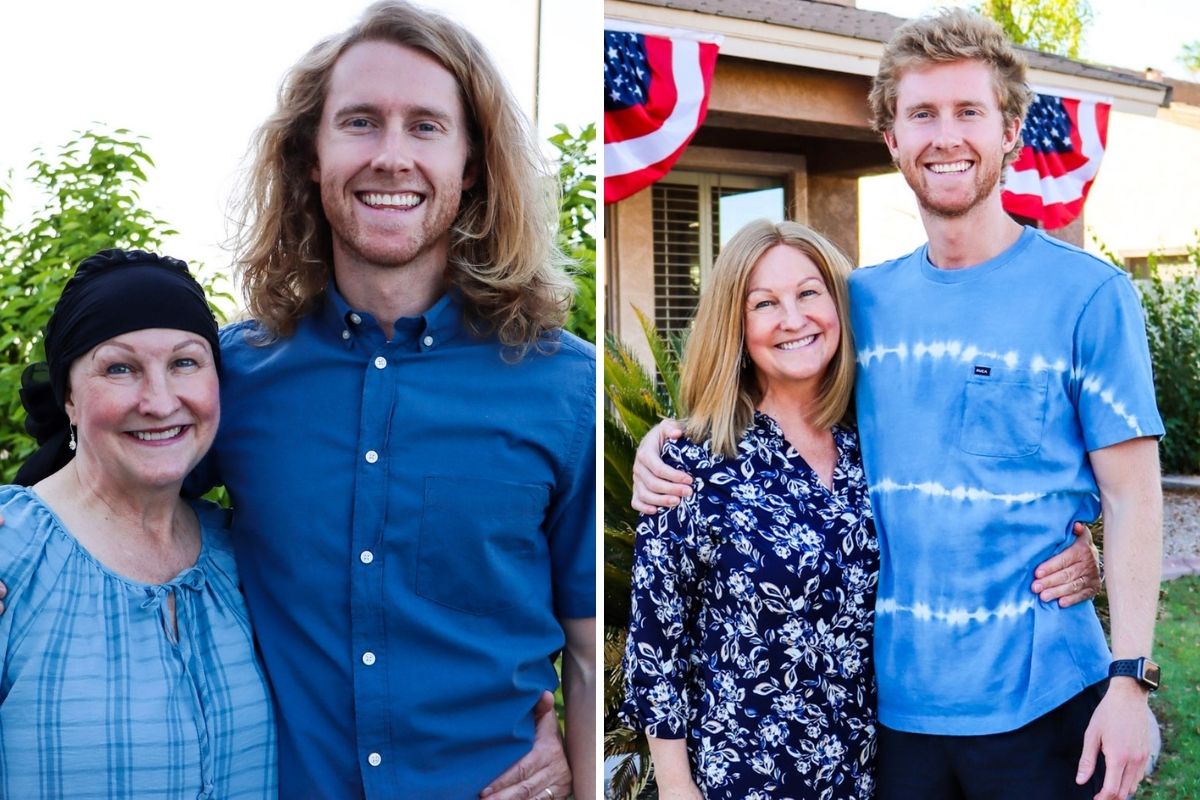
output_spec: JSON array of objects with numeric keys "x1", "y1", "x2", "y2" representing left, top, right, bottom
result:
[{"x1": 14, "y1": 249, "x2": 221, "y2": 486}]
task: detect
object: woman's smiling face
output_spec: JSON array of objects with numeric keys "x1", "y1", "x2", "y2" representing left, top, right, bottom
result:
[{"x1": 65, "y1": 328, "x2": 220, "y2": 492}]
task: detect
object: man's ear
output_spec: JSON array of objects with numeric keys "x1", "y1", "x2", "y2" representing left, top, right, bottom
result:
[
  {"x1": 882, "y1": 128, "x2": 899, "y2": 159},
  {"x1": 1002, "y1": 116, "x2": 1022, "y2": 154},
  {"x1": 462, "y1": 158, "x2": 479, "y2": 192}
]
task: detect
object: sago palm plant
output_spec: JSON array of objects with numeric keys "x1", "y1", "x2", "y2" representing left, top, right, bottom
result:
[{"x1": 603, "y1": 308, "x2": 687, "y2": 800}]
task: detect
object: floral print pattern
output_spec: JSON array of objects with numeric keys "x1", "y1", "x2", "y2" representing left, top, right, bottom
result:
[{"x1": 622, "y1": 413, "x2": 879, "y2": 799}]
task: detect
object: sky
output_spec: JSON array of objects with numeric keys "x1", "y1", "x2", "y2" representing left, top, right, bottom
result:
[
  {"x1": 856, "y1": 0, "x2": 1197, "y2": 77},
  {"x1": 0, "y1": 0, "x2": 600, "y2": 290}
]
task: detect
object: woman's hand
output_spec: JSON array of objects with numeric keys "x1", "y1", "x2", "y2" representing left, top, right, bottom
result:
[
  {"x1": 479, "y1": 691, "x2": 572, "y2": 799},
  {"x1": 646, "y1": 735, "x2": 704, "y2": 800},
  {"x1": 631, "y1": 420, "x2": 692, "y2": 514},
  {"x1": 1030, "y1": 522, "x2": 1103, "y2": 607},
  {"x1": 656, "y1": 783, "x2": 705, "y2": 800}
]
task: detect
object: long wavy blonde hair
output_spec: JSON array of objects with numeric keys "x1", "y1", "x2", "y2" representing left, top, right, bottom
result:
[
  {"x1": 682, "y1": 220, "x2": 856, "y2": 458},
  {"x1": 233, "y1": 0, "x2": 573, "y2": 347}
]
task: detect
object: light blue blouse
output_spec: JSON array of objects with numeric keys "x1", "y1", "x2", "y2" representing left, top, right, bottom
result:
[{"x1": 0, "y1": 486, "x2": 276, "y2": 799}]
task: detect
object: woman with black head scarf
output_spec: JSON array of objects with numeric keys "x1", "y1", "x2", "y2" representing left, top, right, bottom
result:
[{"x1": 0, "y1": 249, "x2": 275, "y2": 798}]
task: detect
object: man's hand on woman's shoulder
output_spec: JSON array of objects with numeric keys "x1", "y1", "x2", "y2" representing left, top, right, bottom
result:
[{"x1": 631, "y1": 419, "x2": 692, "y2": 514}]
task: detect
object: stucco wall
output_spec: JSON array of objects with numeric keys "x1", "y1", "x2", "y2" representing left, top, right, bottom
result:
[{"x1": 1084, "y1": 110, "x2": 1200, "y2": 259}]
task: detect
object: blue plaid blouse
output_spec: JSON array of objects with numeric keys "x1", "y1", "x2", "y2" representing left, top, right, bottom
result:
[{"x1": 0, "y1": 487, "x2": 276, "y2": 799}]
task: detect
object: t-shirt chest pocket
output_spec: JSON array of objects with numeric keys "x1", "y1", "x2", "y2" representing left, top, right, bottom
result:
[{"x1": 958, "y1": 367, "x2": 1048, "y2": 458}]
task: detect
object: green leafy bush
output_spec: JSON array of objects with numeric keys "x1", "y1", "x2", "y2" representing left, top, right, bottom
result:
[
  {"x1": 549, "y1": 123, "x2": 596, "y2": 343},
  {"x1": 1135, "y1": 243, "x2": 1200, "y2": 474}
]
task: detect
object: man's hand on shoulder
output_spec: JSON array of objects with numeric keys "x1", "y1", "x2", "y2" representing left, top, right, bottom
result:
[
  {"x1": 1030, "y1": 522, "x2": 1102, "y2": 607},
  {"x1": 631, "y1": 419, "x2": 692, "y2": 515},
  {"x1": 479, "y1": 690, "x2": 571, "y2": 800}
]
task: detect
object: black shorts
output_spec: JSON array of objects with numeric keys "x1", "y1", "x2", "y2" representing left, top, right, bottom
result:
[{"x1": 877, "y1": 683, "x2": 1107, "y2": 800}]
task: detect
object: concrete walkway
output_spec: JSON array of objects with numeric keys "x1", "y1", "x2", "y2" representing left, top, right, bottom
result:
[{"x1": 1162, "y1": 476, "x2": 1200, "y2": 581}]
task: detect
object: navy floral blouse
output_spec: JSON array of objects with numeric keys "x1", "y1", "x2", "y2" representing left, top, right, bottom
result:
[{"x1": 622, "y1": 413, "x2": 879, "y2": 799}]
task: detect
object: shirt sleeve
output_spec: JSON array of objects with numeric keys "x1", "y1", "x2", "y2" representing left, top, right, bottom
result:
[
  {"x1": 620, "y1": 441, "x2": 705, "y2": 740},
  {"x1": 1072, "y1": 273, "x2": 1165, "y2": 451},
  {"x1": 0, "y1": 490, "x2": 53, "y2": 666},
  {"x1": 545, "y1": 368, "x2": 597, "y2": 620}
]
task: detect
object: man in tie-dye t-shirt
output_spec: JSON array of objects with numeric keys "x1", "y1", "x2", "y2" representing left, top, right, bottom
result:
[
  {"x1": 631, "y1": 9, "x2": 1162, "y2": 800},
  {"x1": 855, "y1": 9, "x2": 1163, "y2": 800}
]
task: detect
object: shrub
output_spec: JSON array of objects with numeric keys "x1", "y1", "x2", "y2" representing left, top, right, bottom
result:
[
  {"x1": 1135, "y1": 242, "x2": 1200, "y2": 474},
  {"x1": 549, "y1": 123, "x2": 596, "y2": 343}
]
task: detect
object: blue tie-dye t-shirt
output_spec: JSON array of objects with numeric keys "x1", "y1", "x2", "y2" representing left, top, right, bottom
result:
[{"x1": 849, "y1": 225, "x2": 1163, "y2": 735}]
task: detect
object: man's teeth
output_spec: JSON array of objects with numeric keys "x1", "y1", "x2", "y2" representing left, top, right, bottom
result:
[
  {"x1": 929, "y1": 161, "x2": 971, "y2": 174},
  {"x1": 778, "y1": 335, "x2": 817, "y2": 350},
  {"x1": 133, "y1": 426, "x2": 183, "y2": 441},
  {"x1": 361, "y1": 192, "x2": 422, "y2": 208}
]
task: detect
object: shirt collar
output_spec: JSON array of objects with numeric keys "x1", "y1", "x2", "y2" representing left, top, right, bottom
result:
[
  {"x1": 749, "y1": 410, "x2": 788, "y2": 453},
  {"x1": 316, "y1": 280, "x2": 465, "y2": 349},
  {"x1": 748, "y1": 409, "x2": 852, "y2": 469}
]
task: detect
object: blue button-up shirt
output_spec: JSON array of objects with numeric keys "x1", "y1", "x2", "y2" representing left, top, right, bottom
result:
[{"x1": 198, "y1": 285, "x2": 595, "y2": 799}]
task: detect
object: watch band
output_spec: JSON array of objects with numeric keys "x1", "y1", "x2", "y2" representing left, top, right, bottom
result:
[{"x1": 1108, "y1": 657, "x2": 1161, "y2": 691}]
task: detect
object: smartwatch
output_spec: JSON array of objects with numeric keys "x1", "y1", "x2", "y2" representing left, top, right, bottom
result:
[{"x1": 1108, "y1": 657, "x2": 1161, "y2": 691}]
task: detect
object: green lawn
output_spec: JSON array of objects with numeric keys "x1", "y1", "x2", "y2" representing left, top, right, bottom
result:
[{"x1": 1142, "y1": 575, "x2": 1200, "y2": 799}]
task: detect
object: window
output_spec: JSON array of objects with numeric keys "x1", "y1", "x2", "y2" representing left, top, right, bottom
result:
[{"x1": 652, "y1": 171, "x2": 784, "y2": 335}]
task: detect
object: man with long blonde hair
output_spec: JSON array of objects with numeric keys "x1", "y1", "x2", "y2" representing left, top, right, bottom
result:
[{"x1": 196, "y1": 2, "x2": 595, "y2": 798}]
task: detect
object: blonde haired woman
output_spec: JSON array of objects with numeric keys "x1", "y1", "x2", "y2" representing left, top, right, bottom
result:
[{"x1": 621, "y1": 220, "x2": 878, "y2": 799}]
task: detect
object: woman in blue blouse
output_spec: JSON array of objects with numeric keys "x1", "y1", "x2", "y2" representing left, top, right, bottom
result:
[
  {"x1": 0, "y1": 249, "x2": 275, "y2": 798},
  {"x1": 621, "y1": 221, "x2": 878, "y2": 799}
]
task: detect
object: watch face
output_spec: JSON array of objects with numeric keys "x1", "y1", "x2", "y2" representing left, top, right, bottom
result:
[{"x1": 1142, "y1": 660, "x2": 1162, "y2": 689}]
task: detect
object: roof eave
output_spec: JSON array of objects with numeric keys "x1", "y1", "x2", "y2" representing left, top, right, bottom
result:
[{"x1": 606, "y1": 0, "x2": 1170, "y2": 115}]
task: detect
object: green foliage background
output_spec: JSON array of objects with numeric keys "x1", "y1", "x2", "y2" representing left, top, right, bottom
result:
[
  {"x1": 552, "y1": 123, "x2": 597, "y2": 343},
  {"x1": 1181, "y1": 40, "x2": 1200, "y2": 74},
  {"x1": 1134, "y1": 244, "x2": 1200, "y2": 474},
  {"x1": 975, "y1": 0, "x2": 1093, "y2": 57}
]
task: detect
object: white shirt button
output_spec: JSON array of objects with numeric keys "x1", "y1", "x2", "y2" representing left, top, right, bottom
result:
[
  {"x1": 365, "y1": 450, "x2": 379, "y2": 464},
  {"x1": 341, "y1": 330, "x2": 351, "y2": 340},
  {"x1": 367, "y1": 752, "x2": 382, "y2": 767},
  {"x1": 362, "y1": 651, "x2": 376, "y2": 666},
  {"x1": 359, "y1": 550, "x2": 374, "y2": 564},
  {"x1": 374, "y1": 356, "x2": 387, "y2": 369},
  {"x1": 349, "y1": 313, "x2": 362, "y2": 325},
  {"x1": 422, "y1": 335, "x2": 434, "y2": 347}
]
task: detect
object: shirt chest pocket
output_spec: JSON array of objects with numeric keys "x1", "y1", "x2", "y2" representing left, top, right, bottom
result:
[
  {"x1": 958, "y1": 369, "x2": 1048, "y2": 458},
  {"x1": 416, "y1": 476, "x2": 549, "y2": 615}
]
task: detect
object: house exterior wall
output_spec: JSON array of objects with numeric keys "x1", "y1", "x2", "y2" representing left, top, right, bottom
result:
[{"x1": 1085, "y1": 109, "x2": 1200, "y2": 262}]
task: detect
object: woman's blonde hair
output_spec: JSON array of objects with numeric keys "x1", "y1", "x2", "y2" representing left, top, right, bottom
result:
[
  {"x1": 233, "y1": 0, "x2": 573, "y2": 348},
  {"x1": 869, "y1": 8, "x2": 1032, "y2": 168},
  {"x1": 681, "y1": 220, "x2": 856, "y2": 458}
]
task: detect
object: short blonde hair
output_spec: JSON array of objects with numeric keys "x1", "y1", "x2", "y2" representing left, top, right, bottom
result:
[
  {"x1": 869, "y1": 8, "x2": 1032, "y2": 168},
  {"x1": 681, "y1": 220, "x2": 856, "y2": 458}
]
